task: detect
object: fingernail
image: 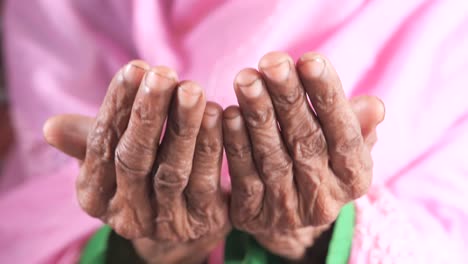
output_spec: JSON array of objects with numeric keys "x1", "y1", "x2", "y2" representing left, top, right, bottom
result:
[
  {"x1": 260, "y1": 59, "x2": 291, "y2": 82},
  {"x1": 123, "y1": 62, "x2": 146, "y2": 83},
  {"x1": 300, "y1": 55, "x2": 325, "y2": 78},
  {"x1": 178, "y1": 83, "x2": 202, "y2": 107},
  {"x1": 204, "y1": 113, "x2": 218, "y2": 128},
  {"x1": 203, "y1": 106, "x2": 220, "y2": 128},
  {"x1": 144, "y1": 71, "x2": 175, "y2": 93},
  {"x1": 144, "y1": 72, "x2": 160, "y2": 88},
  {"x1": 225, "y1": 115, "x2": 242, "y2": 130},
  {"x1": 42, "y1": 119, "x2": 54, "y2": 144},
  {"x1": 236, "y1": 72, "x2": 263, "y2": 98}
]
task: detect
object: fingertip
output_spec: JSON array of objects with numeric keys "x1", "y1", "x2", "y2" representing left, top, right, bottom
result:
[
  {"x1": 123, "y1": 60, "x2": 149, "y2": 84},
  {"x1": 42, "y1": 114, "x2": 92, "y2": 159},
  {"x1": 223, "y1": 106, "x2": 243, "y2": 132},
  {"x1": 205, "y1": 101, "x2": 223, "y2": 115},
  {"x1": 43, "y1": 116, "x2": 62, "y2": 147},
  {"x1": 223, "y1": 105, "x2": 241, "y2": 119},
  {"x1": 178, "y1": 81, "x2": 205, "y2": 108},
  {"x1": 350, "y1": 95, "x2": 385, "y2": 137},
  {"x1": 297, "y1": 52, "x2": 328, "y2": 79},
  {"x1": 42, "y1": 117, "x2": 54, "y2": 144},
  {"x1": 202, "y1": 102, "x2": 223, "y2": 129},
  {"x1": 375, "y1": 97, "x2": 386, "y2": 124}
]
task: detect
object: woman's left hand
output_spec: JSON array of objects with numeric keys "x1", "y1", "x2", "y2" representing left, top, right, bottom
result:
[{"x1": 223, "y1": 52, "x2": 385, "y2": 259}]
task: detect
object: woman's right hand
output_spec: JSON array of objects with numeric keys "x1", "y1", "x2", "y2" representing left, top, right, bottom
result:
[{"x1": 43, "y1": 61, "x2": 230, "y2": 264}]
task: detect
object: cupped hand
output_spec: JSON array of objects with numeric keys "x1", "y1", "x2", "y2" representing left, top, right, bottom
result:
[
  {"x1": 44, "y1": 61, "x2": 230, "y2": 263},
  {"x1": 223, "y1": 52, "x2": 385, "y2": 259}
]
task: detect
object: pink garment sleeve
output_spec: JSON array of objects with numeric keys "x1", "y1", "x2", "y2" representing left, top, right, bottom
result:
[
  {"x1": 0, "y1": 1, "x2": 185, "y2": 262},
  {"x1": 0, "y1": 1, "x2": 135, "y2": 262},
  {"x1": 351, "y1": 118, "x2": 468, "y2": 263},
  {"x1": 349, "y1": 3, "x2": 468, "y2": 261}
]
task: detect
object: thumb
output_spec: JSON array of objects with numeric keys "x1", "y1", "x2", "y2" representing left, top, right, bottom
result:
[
  {"x1": 43, "y1": 114, "x2": 94, "y2": 160},
  {"x1": 349, "y1": 95, "x2": 385, "y2": 142}
]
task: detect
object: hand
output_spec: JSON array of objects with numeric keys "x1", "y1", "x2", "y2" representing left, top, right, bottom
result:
[
  {"x1": 223, "y1": 52, "x2": 385, "y2": 259},
  {"x1": 44, "y1": 61, "x2": 230, "y2": 263}
]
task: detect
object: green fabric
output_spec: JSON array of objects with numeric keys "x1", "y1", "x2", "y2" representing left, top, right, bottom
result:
[
  {"x1": 224, "y1": 203, "x2": 356, "y2": 264},
  {"x1": 79, "y1": 225, "x2": 112, "y2": 264},
  {"x1": 79, "y1": 203, "x2": 355, "y2": 264},
  {"x1": 224, "y1": 229, "x2": 282, "y2": 264},
  {"x1": 326, "y1": 203, "x2": 355, "y2": 264}
]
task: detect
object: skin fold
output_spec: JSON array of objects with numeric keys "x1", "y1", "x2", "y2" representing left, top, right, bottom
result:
[{"x1": 43, "y1": 51, "x2": 384, "y2": 263}]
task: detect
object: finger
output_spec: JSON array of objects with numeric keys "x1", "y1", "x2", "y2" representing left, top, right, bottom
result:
[
  {"x1": 258, "y1": 52, "x2": 329, "y2": 222},
  {"x1": 153, "y1": 81, "x2": 206, "y2": 241},
  {"x1": 78, "y1": 60, "x2": 148, "y2": 217},
  {"x1": 297, "y1": 53, "x2": 371, "y2": 198},
  {"x1": 185, "y1": 102, "x2": 227, "y2": 237},
  {"x1": 110, "y1": 67, "x2": 178, "y2": 238},
  {"x1": 350, "y1": 95, "x2": 385, "y2": 150},
  {"x1": 43, "y1": 114, "x2": 94, "y2": 160},
  {"x1": 258, "y1": 51, "x2": 327, "y2": 158},
  {"x1": 185, "y1": 102, "x2": 224, "y2": 212},
  {"x1": 350, "y1": 95, "x2": 385, "y2": 142},
  {"x1": 234, "y1": 69, "x2": 299, "y2": 229},
  {"x1": 223, "y1": 106, "x2": 264, "y2": 230}
]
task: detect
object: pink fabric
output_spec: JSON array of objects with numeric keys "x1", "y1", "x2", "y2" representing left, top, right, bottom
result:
[{"x1": 1, "y1": 0, "x2": 467, "y2": 263}]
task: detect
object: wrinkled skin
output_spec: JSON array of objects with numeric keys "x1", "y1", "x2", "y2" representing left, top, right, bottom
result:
[
  {"x1": 45, "y1": 61, "x2": 230, "y2": 264},
  {"x1": 223, "y1": 52, "x2": 384, "y2": 259},
  {"x1": 43, "y1": 52, "x2": 384, "y2": 262}
]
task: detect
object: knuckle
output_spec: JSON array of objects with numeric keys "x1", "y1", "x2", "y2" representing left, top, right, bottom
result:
[
  {"x1": 233, "y1": 178, "x2": 264, "y2": 200},
  {"x1": 312, "y1": 84, "x2": 340, "y2": 111},
  {"x1": 186, "y1": 176, "x2": 219, "y2": 197},
  {"x1": 243, "y1": 107, "x2": 275, "y2": 129},
  {"x1": 291, "y1": 127, "x2": 327, "y2": 161},
  {"x1": 260, "y1": 158, "x2": 293, "y2": 183},
  {"x1": 231, "y1": 180, "x2": 264, "y2": 226},
  {"x1": 187, "y1": 220, "x2": 209, "y2": 240},
  {"x1": 312, "y1": 198, "x2": 341, "y2": 225},
  {"x1": 76, "y1": 189, "x2": 106, "y2": 218},
  {"x1": 317, "y1": 204, "x2": 340, "y2": 225},
  {"x1": 108, "y1": 216, "x2": 145, "y2": 240},
  {"x1": 170, "y1": 120, "x2": 199, "y2": 139},
  {"x1": 196, "y1": 137, "x2": 222, "y2": 158},
  {"x1": 225, "y1": 141, "x2": 252, "y2": 159},
  {"x1": 346, "y1": 164, "x2": 372, "y2": 199},
  {"x1": 334, "y1": 131, "x2": 363, "y2": 155},
  {"x1": 154, "y1": 211, "x2": 190, "y2": 242},
  {"x1": 257, "y1": 147, "x2": 293, "y2": 183},
  {"x1": 273, "y1": 83, "x2": 303, "y2": 107},
  {"x1": 188, "y1": 206, "x2": 228, "y2": 239},
  {"x1": 132, "y1": 98, "x2": 159, "y2": 124},
  {"x1": 334, "y1": 148, "x2": 373, "y2": 186},
  {"x1": 154, "y1": 163, "x2": 190, "y2": 193},
  {"x1": 87, "y1": 124, "x2": 117, "y2": 163},
  {"x1": 349, "y1": 177, "x2": 371, "y2": 199},
  {"x1": 76, "y1": 166, "x2": 115, "y2": 218},
  {"x1": 115, "y1": 137, "x2": 154, "y2": 176}
]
